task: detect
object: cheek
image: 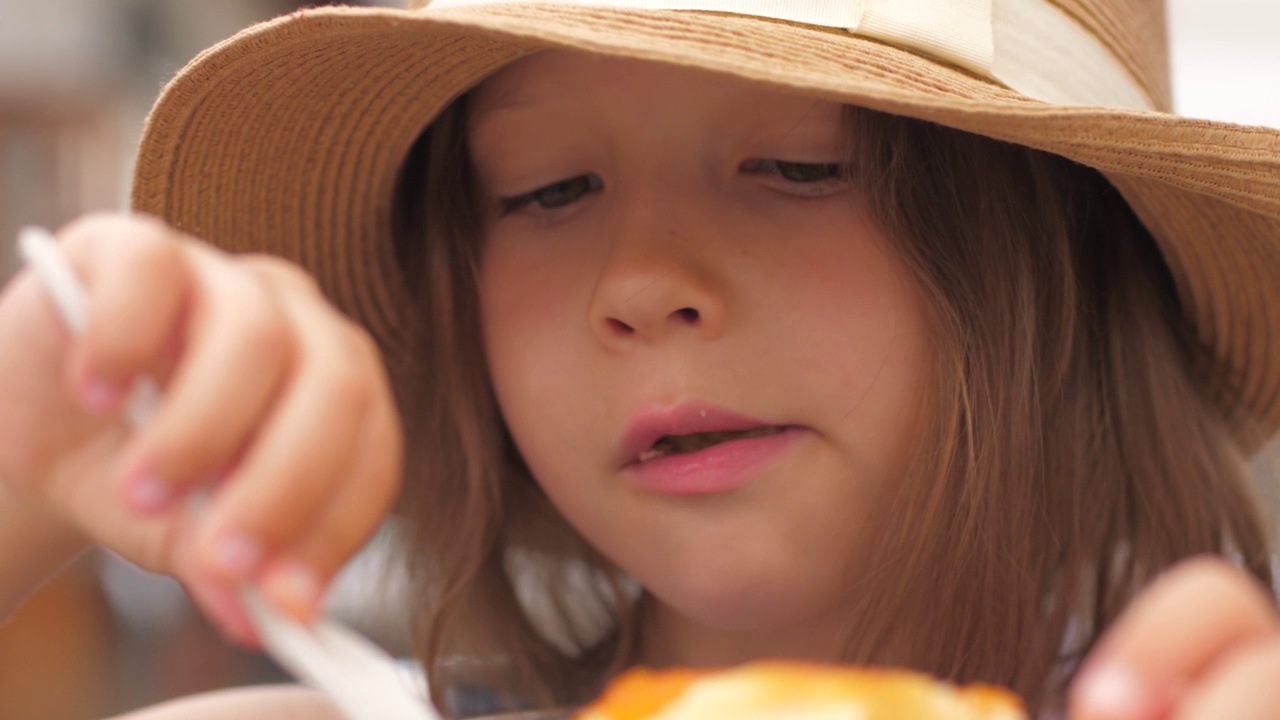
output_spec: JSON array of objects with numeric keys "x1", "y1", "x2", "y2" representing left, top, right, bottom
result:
[
  {"x1": 478, "y1": 216, "x2": 609, "y2": 352},
  {"x1": 478, "y1": 240, "x2": 603, "y2": 476},
  {"x1": 480, "y1": 238, "x2": 577, "y2": 388},
  {"x1": 772, "y1": 214, "x2": 933, "y2": 469}
]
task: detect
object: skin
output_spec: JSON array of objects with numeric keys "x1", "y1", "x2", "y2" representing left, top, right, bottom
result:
[
  {"x1": 1070, "y1": 558, "x2": 1280, "y2": 720},
  {"x1": 470, "y1": 51, "x2": 933, "y2": 665},
  {"x1": 0, "y1": 53, "x2": 1273, "y2": 720},
  {"x1": 0, "y1": 213, "x2": 403, "y2": 643}
]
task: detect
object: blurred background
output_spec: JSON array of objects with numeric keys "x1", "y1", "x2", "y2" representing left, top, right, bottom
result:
[{"x1": 0, "y1": 1, "x2": 1277, "y2": 719}]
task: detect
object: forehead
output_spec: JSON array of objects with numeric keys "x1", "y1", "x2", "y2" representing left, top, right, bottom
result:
[{"x1": 468, "y1": 49, "x2": 844, "y2": 127}]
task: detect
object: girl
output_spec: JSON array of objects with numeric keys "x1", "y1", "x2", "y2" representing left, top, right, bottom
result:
[{"x1": 1, "y1": 1, "x2": 1278, "y2": 719}]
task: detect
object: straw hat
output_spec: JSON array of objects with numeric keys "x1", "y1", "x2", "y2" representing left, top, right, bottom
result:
[{"x1": 131, "y1": 0, "x2": 1280, "y2": 446}]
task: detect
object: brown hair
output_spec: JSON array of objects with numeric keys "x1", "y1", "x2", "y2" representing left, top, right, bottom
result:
[{"x1": 389, "y1": 94, "x2": 1276, "y2": 717}]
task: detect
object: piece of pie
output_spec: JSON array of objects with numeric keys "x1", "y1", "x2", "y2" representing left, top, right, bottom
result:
[{"x1": 575, "y1": 662, "x2": 1027, "y2": 720}]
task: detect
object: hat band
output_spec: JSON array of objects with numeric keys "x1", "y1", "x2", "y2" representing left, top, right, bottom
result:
[{"x1": 426, "y1": 0, "x2": 1156, "y2": 111}]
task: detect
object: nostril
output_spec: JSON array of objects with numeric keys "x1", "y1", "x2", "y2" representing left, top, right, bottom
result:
[
  {"x1": 607, "y1": 318, "x2": 635, "y2": 335},
  {"x1": 675, "y1": 307, "x2": 700, "y2": 323}
]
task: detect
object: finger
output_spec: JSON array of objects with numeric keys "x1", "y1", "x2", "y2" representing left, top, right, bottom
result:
[
  {"x1": 1070, "y1": 556, "x2": 1280, "y2": 720},
  {"x1": 0, "y1": 270, "x2": 105, "y2": 494},
  {"x1": 239, "y1": 254, "x2": 325, "y2": 300},
  {"x1": 111, "y1": 248, "x2": 294, "y2": 514},
  {"x1": 170, "y1": 509, "x2": 261, "y2": 648},
  {"x1": 258, "y1": 391, "x2": 403, "y2": 621},
  {"x1": 1174, "y1": 637, "x2": 1280, "y2": 720},
  {"x1": 57, "y1": 213, "x2": 193, "y2": 412},
  {"x1": 189, "y1": 298, "x2": 378, "y2": 589},
  {"x1": 178, "y1": 393, "x2": 398, "y2": 640}
]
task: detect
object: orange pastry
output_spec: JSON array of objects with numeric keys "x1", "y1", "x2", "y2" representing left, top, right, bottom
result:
[{"x1": 576, "y1": 662, "x2": 1027, "y2": 720}]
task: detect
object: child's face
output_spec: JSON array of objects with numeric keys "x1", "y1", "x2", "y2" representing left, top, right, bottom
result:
[{"x1": 470, "y1": 51, "x2": 932, "y2": 649}]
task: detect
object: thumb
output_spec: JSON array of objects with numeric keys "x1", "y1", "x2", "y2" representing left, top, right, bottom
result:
[{"x1": 1068, "y1": 556, "x2": 1278, "y2": 720}]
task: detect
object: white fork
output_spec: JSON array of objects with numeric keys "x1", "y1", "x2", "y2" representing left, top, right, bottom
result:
[{"x1": 18, "y1": 226, "x2": 440, "y2": 720}]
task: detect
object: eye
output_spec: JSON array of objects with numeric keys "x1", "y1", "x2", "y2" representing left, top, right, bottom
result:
[
  {"x1": 500, "y1": 173, "x2": 604, "y2": 215},
  {"x1": 741, "y1": 159, "x2": 849, "y2": 197}
]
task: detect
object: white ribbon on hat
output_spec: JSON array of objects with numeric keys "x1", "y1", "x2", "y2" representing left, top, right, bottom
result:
[{"x1": 425, "y1": 0, "x2": 1157, "y2": 111}]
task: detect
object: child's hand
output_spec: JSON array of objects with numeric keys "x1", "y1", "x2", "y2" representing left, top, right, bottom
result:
[
  {"x1": 1069, "y1": 556, "x2": 1280, "y2": 720},
  {"x1": 0, "y1": 212, "x2": 403, "y2": 643}
]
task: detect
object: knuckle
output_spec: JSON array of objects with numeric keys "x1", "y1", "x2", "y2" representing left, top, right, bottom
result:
[
  {"x1": 56, "y1": 214, "x2": 113, "y2": 260},
  {"x1": 1175, "y1": 554, "x2": 1240, "y2": 579},
  {"x1": 323, "y1": 359, "x2": 374, "y2": 417},
  {"x1": 1175, "y1": 556, "x2": 1269, "y2": 600},
  {"x1": 143, "y1": 423, "x2": 222, "y2": 482},
  {"x1": 89, "y1": 330, "x2": 148, "y2": 372},
  {"x1": 208, "y1": 484, "x2": 302, "y2": 549},
  {"x1": 1174, "y1": 638, "x2": 1280, "y2": 720},
  {"x1": 128, "y1": 228, "x2": 186, "y2": 274},
  {"x1": 379, "y1": 404, "x2": 407, "y2": 473},
  {"x1": 61, "y1": 212, "x2": 172, "y2": 255},
  {"x1": 305, "y1": 519, "x2": 362, "y2": 573},
  {"x1": 235, "y1": 299, "x2": 294, "y2": 361},
  {"x1": 340, "y1": 318, "x2": 386, "y2": 373},
  {"x1": 358, "y1": 442, "x2": 403, "y2": 523},
  {"x1": 242, "y1": 254, "x2": 321, "y2": 296},
  {"x1": 305, "y1": 321, "x2": 380, "y2": 415},
  {"x1": 364, "y1": 441, "x2": 401, "y2": 502},
  {"x1": 385, "y1": 412, "x2": 406, "y2": 467},
  {"x1": 235, "y1": 505, "x2": 296, "y2": 547},
  {"x1": 1232, "y1": 636, "x2": 1280, "y2": 673},
  {"x1": 340, "y1": 319, "x2": 396, "y2": 401},
  {"x1": 1160, "y1": 556, "x2": 1278, "y2": 627}
]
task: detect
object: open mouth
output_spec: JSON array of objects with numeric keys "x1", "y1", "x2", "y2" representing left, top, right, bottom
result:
[{"x1": 637, "y1": 426, "x2": 789, "y2": 462}]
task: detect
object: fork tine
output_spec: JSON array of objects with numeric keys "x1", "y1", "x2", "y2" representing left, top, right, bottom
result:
[
  {"x1": 243, "y1": 586, "x2": 439, "y2": 720},
  {"x1": 311, "y1": 619, "x2": 437, "y2": 715}
]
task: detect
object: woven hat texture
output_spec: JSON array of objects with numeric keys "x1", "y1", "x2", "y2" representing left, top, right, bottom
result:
[{"x1": 130, "y1": 0, "x2": 1280, "y2": 447}]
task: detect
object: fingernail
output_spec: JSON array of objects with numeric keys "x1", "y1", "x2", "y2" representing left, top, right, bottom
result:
[
  {"x1": 126, "y1": 474, "x2": 174, "y2": 513},
  {"x1": 209, "y1": 532, "x2": 263, "y2": 578},
  {"x1": 264, "y1": 562, "x2": 322, "y2": 620},
  {"x1": 81, "y1": 377, "x2": 123, "y2": 414},
  {"x1": 1073, "y1": 661, "x2": 1146, "y2": 719}
]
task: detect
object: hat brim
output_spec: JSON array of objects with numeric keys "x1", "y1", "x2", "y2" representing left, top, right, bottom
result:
[{"x1": 131, "y1": 3, "x2": 1280, "y2": 444}]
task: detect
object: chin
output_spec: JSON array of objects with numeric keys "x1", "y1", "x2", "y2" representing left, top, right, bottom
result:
[{"x1": 640, "y1": 560, "x2": 842, "y2": 633}]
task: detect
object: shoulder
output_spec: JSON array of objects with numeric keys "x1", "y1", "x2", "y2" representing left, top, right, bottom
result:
[{"x1": 106, "y1": 684, "x2": 341, "y2": 720}]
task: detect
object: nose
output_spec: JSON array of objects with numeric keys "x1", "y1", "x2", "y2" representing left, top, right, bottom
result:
[{"x1": 587, "y1": 221, "x2": 728, "y2": 350}]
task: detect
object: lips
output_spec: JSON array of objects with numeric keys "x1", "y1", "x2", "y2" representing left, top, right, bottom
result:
[
  {"x1": 638, "y1": 426, "x2": 790, "y2": 462},
  {"x1": 619, "y1": 403, "x2": 790, "y2": 467}
]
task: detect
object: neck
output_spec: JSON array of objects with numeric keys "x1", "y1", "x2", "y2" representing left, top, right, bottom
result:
[{"x1": 632, "y1": 593, "x2": 852, "y2": 669}]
